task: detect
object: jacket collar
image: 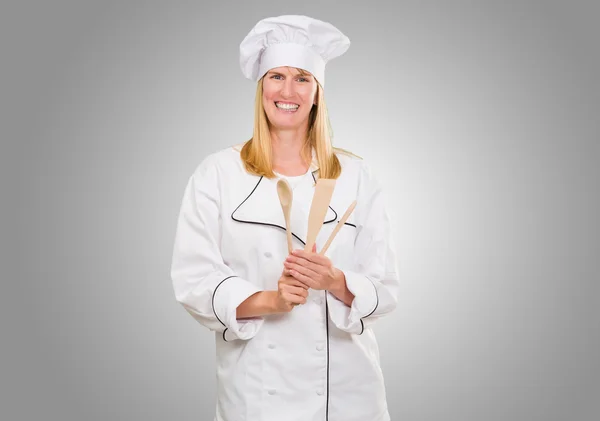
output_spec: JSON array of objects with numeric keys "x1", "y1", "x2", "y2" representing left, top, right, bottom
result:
[{"x1": 230, "y1": 144, "x2": 337, "y2": 247}]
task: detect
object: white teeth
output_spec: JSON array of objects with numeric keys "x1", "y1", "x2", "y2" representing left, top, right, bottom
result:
[{"x1": 276, "y1": 102, "x2": 299, "y2": 110}]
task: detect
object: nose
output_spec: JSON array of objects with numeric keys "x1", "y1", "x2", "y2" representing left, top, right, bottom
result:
[{"x1": 280, "y1": 78, "x2": 295, "y2": 98}]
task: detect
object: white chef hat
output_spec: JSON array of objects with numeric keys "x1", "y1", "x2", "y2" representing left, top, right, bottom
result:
[{"x1": 239, "y1": 15, "x2": 350, "y2": 87}]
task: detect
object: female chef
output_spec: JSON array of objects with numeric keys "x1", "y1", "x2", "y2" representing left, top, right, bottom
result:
[{"x1": 170, "y1": 15, "x2": 400, "y2": 421}]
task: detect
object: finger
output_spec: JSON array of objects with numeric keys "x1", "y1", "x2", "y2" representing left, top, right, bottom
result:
[
  {"x1": 283, "y1": 285, "x2": 309, "y2": 298},
  {"x1": 285, "y1": 258, "x2": 324, "y2": 276},
  {"x1": 287, "y1": 267, "x2": 318, "y2": 289},
  {"x1": 291, "y1": 249, "x2": 330, "y2": 265},
  {"x1": 281, "y1": 275, "x2": 310, "y2": 289},
  {"x1": 285, "y1": 262, "x2": 320, "y2": 280},
  {"x1": 283, "y1": 266, "x2": 315, "y2": 288},
  {"x1": 283, "y1": 291, "x2": 306, "y2": 305}
]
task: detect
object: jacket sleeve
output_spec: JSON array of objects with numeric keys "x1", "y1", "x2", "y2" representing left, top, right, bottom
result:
[
  {"x1": 170, "y1": 153, "x2": 264, "y2": 341},
  {"x1": 326, "y1": 159, "x2": 400, "y2": 334}
]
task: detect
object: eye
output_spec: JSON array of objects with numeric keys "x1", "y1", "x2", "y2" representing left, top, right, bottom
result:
[
  {"x1": 297, "y1": 77, "x2": 309, "y2": 82},
  {"x1": 271, "y1": 74, "x2": 283, "y2": 80}
]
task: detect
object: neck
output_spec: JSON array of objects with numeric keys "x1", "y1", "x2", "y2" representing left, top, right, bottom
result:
[{"x1": 270, "y1": 126, "x2": 310, "y2": 168}]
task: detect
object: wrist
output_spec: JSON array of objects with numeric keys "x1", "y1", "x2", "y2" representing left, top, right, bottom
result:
[
  {"x1": 328, "y1": 268, "x2": 347, "y2": 297},
  {"x1": 236, "y1": 291, "x2": 279, "y2": 319},
  {"x1": 328, "y1": 269, "x2": 354, "y2": 307},
  {"x1": 260, "y1": 291, "x2": 280, "y2": 314}
]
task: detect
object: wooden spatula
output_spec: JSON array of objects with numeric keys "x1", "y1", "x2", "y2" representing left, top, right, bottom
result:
[
  {"x1": 304, "y1": 178, "x2": 336, "y2": 252},
  {"x1": 319, "y1": 200, "x2": 357, "y2": 256}
]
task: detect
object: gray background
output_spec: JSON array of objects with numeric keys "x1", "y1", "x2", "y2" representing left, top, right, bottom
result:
[{"x1": 3, "y1": 0, "x2": 599, "y2": 420}]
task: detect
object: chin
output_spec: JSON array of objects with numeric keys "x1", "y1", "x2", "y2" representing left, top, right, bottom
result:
[
  {"x1": 271, "y1": 122, "x2": 302, "y2": 131},
  {"x1": 267, "y1": 113, "x2": 308, "y2": 130}
]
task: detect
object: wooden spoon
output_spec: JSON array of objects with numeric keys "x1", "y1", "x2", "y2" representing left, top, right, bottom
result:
[
  {"x1": 319, "y1": 200, "x2": 357, "y2": 256},
  {"x1": 276, "y1": 179, "x2": 294, "y2": 254},
  {"x1": 304, "y1": 178, "x2": 336, "y2": 252}
]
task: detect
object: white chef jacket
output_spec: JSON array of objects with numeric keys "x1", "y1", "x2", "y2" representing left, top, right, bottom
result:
[{"x1": 170, "y1": 143, "x2": 400, "y2": 421}]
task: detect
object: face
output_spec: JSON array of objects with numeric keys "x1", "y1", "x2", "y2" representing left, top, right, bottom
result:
[{"x1": 262, "y1": 66, "x2": 318, "y2": 131}]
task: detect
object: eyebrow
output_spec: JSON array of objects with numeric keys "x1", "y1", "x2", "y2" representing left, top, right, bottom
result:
[{"x1": 267, "y1": 71, "x2": 312, "y2": 79}]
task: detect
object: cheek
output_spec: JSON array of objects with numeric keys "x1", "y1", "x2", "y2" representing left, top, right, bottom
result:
[
  {"x1": 262, "y1": 91, "x2": 273, "y2": 103},
  {"x1": 301, "y1": 87, "x2": 317, "y2": 105},
  {"x1": 262, "y1": 84, "x2": 275, "y2": 102}
]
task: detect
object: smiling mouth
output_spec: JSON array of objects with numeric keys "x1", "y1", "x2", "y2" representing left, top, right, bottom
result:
[{"x1": 275, "y1": 102, "x2": 299, "y2": 112}]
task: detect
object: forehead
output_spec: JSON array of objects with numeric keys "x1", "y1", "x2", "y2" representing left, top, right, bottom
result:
[{"x1": 267, "y1": 66, "x2": 311, "y2": 76}]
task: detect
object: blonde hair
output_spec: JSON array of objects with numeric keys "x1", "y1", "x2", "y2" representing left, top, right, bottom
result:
[{"x1": 240, "y1": 67, "x2": 359, "y2": 179}]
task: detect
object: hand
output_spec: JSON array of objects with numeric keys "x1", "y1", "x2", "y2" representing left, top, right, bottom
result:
[
  {"x1": 283, "y1": 244, "x2": 346, "y2": 293},
  {"x1": 273, "y1": 271, "x2": 309, "y2": 312}
]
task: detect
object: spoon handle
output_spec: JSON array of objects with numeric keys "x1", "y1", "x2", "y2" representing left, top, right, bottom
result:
[
  {"x1": 285, "y1": 216, "x2": 293, "y2": 254},
  {"x1": 319, "y1": 200, "x2": 357, "y2": 256},
  {"x1": 276, "y1": 179, "x2": 294, "y2": 255}
]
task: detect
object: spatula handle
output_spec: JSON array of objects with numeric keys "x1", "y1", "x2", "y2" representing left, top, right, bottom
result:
[{"x1": 319, "y1": 200, "x2": 356, "y2": 255}]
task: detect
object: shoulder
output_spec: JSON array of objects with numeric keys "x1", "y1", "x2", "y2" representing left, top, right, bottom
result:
[
  {"x1": 333, "y1": 146, "x2": 370, "y2": 176},
  {"x1": 334, "y1": 147, "x2": 385, "y2": 193},
  {"x1": 191, "y1": 143, "x2": 246, "y2": 178},
  {"x1": 334, "y1": 146, "x2": 362, "y2": 162}
]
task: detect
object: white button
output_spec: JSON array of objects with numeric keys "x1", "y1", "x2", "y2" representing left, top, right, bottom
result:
[
  {"x1": 316, "y1": 344, "x2": 324, "y2": 351},
  {"x1": 264, "y1": 252, "x2": 272, "y2": 258},
  {"x1": 268, "y1": 344, "x2": 276, "y2": 349},
  {"x1": 316, "y1": 389, "x2": 324, "y2": 396},
  {"x1": 268, "y1": 389, "x2": 276, "y2": 395},
  {"x1": 314, "y1": 297, "x2": 322, "y2": 305}
]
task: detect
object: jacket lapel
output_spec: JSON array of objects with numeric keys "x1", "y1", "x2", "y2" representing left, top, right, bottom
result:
[{"x1": 231, "y1": 148, "x2": 338, "y2": 247}]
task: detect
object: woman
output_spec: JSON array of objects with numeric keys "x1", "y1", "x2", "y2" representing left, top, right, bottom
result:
[{"x1": 170, "y1": 15, "x2": 400, "y2": 421}]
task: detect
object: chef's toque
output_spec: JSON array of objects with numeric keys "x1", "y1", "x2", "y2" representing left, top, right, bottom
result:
[{"x1": 239, "y1": 15, "x2": 350, "y2": 87}]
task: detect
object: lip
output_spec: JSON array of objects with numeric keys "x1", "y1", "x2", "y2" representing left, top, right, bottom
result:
[
  {"x1": 275, "y1": 107, "x2": 298, "y2": 113},
  {"x1": 274, "y1": 101, "x2": 299, "y2": 113},
  {"x1": 275, "y1": 101, "x2": 299, "y2": 106}
]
